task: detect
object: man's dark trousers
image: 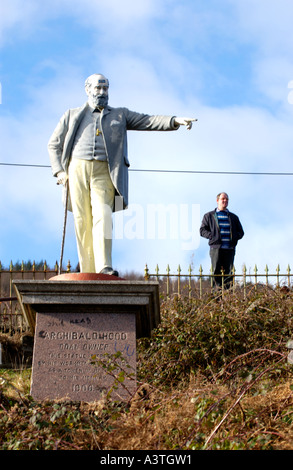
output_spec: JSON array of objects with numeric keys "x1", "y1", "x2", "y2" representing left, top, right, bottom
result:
[{"x1": 210, "y1": 248, "x2": 235, "y2": 288}]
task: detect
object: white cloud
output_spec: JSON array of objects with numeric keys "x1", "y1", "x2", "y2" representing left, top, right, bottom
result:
[
  {"x1": 76, "y1": 0, "x2": 162, "y2": 23},
  {"x1": 0, "y1": 0, "x2": 293, "y2": 277},
  {"x1": 0, "y1": 1, "x2": 38, "y2": 45},
  {"x1": 253, "y1": 57, "x2": 293, "y2": 106},
  {"x1": 229, "y1": 0, "x2": 293, "y2": 55}
]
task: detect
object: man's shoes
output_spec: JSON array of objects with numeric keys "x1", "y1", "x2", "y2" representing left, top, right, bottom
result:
[{"x1": 100, "y1": 267, "x2": 119, "y2": 277}]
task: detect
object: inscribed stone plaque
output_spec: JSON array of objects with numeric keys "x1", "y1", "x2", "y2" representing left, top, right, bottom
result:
[{"x1": 31, "y1": 311, "x2": 136, "y2": 401}]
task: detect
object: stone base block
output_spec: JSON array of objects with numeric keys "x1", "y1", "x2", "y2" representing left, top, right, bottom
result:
[{"x1": 13, "y1": 274, "x2": 160, "y2": 402}]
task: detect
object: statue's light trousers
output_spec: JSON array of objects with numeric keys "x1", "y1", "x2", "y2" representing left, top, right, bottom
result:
[{"x1": 68, "y1": 159, "x2": 115, "y2": 273}]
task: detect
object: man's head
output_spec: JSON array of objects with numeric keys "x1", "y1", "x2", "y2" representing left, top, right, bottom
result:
[
  {"x1": 85, "y1": 73, "x2": 109, "y2": 109},
  {"x1": 217, "y1": 192, "x2": 229, "y2": 211}
]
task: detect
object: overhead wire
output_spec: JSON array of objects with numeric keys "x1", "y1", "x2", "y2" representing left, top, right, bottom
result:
[{"x1": 0, "y1": 161, "x2": 292, "y2": 176}]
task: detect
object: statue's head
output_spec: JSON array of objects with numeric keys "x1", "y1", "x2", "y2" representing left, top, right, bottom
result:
[{"x1": 85, "y1": 73, "x2": 109, "y2": 109}]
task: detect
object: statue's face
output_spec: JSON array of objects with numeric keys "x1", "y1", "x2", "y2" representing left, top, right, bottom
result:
[{"x1": 85, "y1": 74, "x2": 109, "y2": 109}]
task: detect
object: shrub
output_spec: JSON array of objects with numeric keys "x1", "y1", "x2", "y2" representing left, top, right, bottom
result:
[
  {"x1": 1, "y1": 287, "x2": 293, "y2": 450},
  {"x1": 138, "y1": 288, "x2": 293, "y2": 387}
]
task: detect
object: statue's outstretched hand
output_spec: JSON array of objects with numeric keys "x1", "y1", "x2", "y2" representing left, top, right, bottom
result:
[
  {"x1": 56, "y1": 171, "x2": 68, "y2": 185},
  {"x1": 174, "y1": 117, "x2": 198, "y2": 130}
]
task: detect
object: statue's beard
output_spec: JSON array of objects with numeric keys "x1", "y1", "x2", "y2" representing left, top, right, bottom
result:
[{"x1": 90, "y1": 94, "x2": 108, "y2": 109}]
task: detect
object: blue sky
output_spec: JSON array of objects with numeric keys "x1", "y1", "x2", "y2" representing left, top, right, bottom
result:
[{"x1": 1, "y1": 0, "x2": 293, "y2": 280}]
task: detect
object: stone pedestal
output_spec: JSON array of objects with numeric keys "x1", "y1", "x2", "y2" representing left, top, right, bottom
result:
[{"x1": 13, "y1": 274, "x2": 160, "y2": 402}]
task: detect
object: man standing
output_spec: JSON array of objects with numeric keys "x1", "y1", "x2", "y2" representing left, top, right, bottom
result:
[
  {"x1": 48, "y1": 73, "x2": 197, "y2": 275},
  {"x1": 200, "y1": 192, "x2": 244, "y2": 288}
]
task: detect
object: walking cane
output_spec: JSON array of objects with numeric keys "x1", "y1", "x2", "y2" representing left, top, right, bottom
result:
[{"x1": 58, "y1": 180, "x2": 69, "y2": 275}]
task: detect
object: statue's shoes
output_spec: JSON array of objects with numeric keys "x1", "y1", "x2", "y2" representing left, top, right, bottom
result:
[{"x1": 100, "y1": 267, "x2": 119, "y2": 277}]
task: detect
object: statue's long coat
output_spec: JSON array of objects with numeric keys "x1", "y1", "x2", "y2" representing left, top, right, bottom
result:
[{"x1": 48, "y1": 102, "x2": 178, "y2": 211}]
